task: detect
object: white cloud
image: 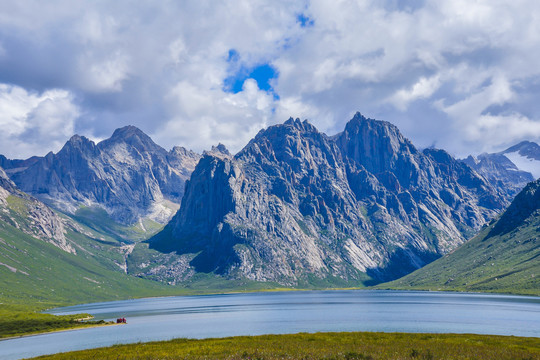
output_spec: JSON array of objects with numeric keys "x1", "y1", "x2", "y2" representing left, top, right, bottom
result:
[
  {"x1": 0, "y1": 84, "x2": 79, "y2": 158},
  {"x1": 153, "y1": 78, "x2": 275, "y2": 153},
  {"x1": 389, "y1": 75, "x2": 442, "y2": 111},
  {"x1": 1, "y1": 0, "x2": 540, "y2": 158},
  {"x1": 81, "y1": 51, "x2": 130, "y2": 92}
]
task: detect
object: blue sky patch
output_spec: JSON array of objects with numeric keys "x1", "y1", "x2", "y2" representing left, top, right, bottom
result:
[
  {"x1": 224, "y1": 49, "x2": 279, "y2": 98},
  {"x1": 296, "y1": 13, "x2": 314, "y2": 27}
]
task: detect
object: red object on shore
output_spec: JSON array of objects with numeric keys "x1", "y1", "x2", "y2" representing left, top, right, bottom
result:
[{"x1": 116, "y1": 318, "x2": 127, "y2": 323}]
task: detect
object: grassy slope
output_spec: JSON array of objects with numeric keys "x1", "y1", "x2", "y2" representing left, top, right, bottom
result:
[
  {"x1": 72, "y1": 206, "x2": 163, "y2": 243},
  {"x1": 0, "y1": 208, "x2": 286, "y2": 338},
  {"x1": 379, "y1": 215, "x2": 539, "y2": 296},
  {"x1": 30, "y1": 332, "x2": 540, "y2": 360},
  {"x1": 0, "y1": 210, "x2": 188, "y2": 338}
]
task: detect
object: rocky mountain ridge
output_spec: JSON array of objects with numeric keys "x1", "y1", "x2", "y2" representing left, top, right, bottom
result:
[
  {"x1": 383, "y1": 177, "x2": 540, "y2": 295},
  {"x1": 462, "y1": 140, "x2": 540, "y2": 200},
  {"x1": 150, "y1": 113, "x2": 506, "y2": 286},
  {"x1": 0, "y1": 167, "x2": 73, "y2": 253},
  {"x1": 4, "y1": 126, "x2": 201, "y2": 225}
]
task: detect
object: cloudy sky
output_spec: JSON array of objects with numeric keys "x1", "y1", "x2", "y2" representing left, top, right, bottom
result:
[{"x1": 1, "y1": 0, "x2": 540, "y2": 159}]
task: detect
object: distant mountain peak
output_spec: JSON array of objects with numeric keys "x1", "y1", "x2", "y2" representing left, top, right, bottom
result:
[
  {"x1": 110, "y1": 125, "x2": 147, "y2": 139},
  {"x1": 204, "y1": 143, "x2": 231, "y2": 158},
  {"x1": 60, "y1": 134, "x2": 96, "y2": 154},
  {"x1": 66, "y1": 134, "x2": 94, "y2": 145},
  {"x1": 102, "y1": 125, "x2": 162, "y2": 153},
  {"x1": 461, "y1": 140, "x2": 539, "y2": 200},
  {"x1": 170, "y1": 146, "x2": 198, "y2": 158},
  {"x1": 8, "y1": 125, "x2": 199, "y2": 225},
  {"x1": 283, "y1": 117, "x2": 317, "y2": 132},
  {"x1": 212, "y1": 143, "x2": 230, "y2": 155},
  {"x1": 502, "y1": 140, "x2": 540, "y2": 160},
  {"x1": 346, "y1": 112, "x2": 399, "y2": 133}
]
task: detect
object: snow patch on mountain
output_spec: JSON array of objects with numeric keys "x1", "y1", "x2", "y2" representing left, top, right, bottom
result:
[{"x1": 504, "y1": 151, "x2": 540, "y2": 179}]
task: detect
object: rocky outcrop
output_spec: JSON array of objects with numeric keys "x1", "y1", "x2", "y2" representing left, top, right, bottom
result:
[
  {"x1": 462, "y1": 140, "x2": 540, "y2": 201},
  {"x1": 463, "y1": 153, "x2": 535, "y2": 201},
  {"x1": 489, "y1": 178, "x2": 540, "y2": 236},
  {"x1": 151, "y1": 113, "x2": 506, "y2": 285},
  {"x1": 7, "y1": 126, "x2": 201, "y2": 224},
  {"x1": 383, "y1": 177, "x2": 540, "y2": 295},
  {"x1": 0, "y1": 167, "x2": 73, "y2": 253}
]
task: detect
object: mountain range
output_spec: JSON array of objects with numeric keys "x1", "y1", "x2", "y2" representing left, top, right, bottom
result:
[
  {"x1": 2, "y1": 126, "x2": 200, "y2": 227},
  {"x1": 150, "y1": 114, "x2": 509, "y2": 285},
  {"x1": 383, "y1": 177, "x2": 540, "y2": 296},
  {"x1": 463, "y1": 141, "x2": 540, "y2": 200},
  {"x1": 0, "y1": 113, "x2": 538, "y2": 293}
]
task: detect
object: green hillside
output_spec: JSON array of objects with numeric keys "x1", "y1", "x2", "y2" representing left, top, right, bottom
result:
[
  {"x1": 380, "y1": 180, "x2": 540, "y2": 296},
  {"x1": 0, "y1": 222, "x2": 179, "y2": 311},
  {"x1": 0, "y1": 195, "x2": 280, "y2": 337}
]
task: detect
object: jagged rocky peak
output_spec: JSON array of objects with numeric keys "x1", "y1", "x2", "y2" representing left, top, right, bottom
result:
[
  {"x1": 6, "y1": 125, "x2": 201, "y2": 226},
  {"x1": 503, "y1": 140, "x2": 540, "y2": 159},
  {"x1": 462, "y1": 141, "x2": 539, "y2": 200},
  {"x1": 282, "y1": 117, "x2": 318, "y2": 132},
  {"x1": 336, "y1": 112, "x2": 417, "y2": 175},
  {"x1": 238, "y1": 116, "x2": 331, "y2": 169},
  {"x1": 58, "y1": 134, "x2": 97, "y2": 159},
  {"x1": 101, "y1": 125, "x2": 162, "y2": 153},
  {"x1": 204, "y1": 143, "x2": 231, "y2": 158},
  {"x1": 170, "y1": 145, "x2": 197, "y2": 158},
  {"x1": 110, "y1": 124, "x2": 148, "y2": 139},
  {"x1": 66, "y1": 134, "x2": 95, "y2": 147},
  {"x1": 151, "y1": 113, "x2": 506, "y2": 286}
]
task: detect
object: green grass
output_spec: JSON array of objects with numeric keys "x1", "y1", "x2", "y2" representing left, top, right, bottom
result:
[
  {"x1": 379, "y1": 213, "x2": 540, "y2": 296},
  {"x1": 72, "y1": 206, "x2": 163, "y2": 243},
  {"x1": 0, "y1": 310, "x2": 112, "y2": 339},
  {"x1": 29, "y1": 332, "x2": 540, "y2": 360},
  {"x1": 0, "y1": 212, "x2": 184, "y2": 337}
]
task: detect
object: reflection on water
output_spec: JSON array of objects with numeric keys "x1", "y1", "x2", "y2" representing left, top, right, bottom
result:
[{"x1": 0, "y1": 290, "x2": 539, "y2": 360}]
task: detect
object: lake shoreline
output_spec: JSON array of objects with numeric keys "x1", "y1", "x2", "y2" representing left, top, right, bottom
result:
[
  {"x1": 43, "y1": 287, "x2": 540, "y2": 314},
  {"x1": 0, "y1": 322, "x2": 120, "y2": 342},
  {"x1": 2, "y1": 290, "x2": 538, "y2": 360}
]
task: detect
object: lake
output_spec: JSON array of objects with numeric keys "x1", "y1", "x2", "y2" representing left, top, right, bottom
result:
[{"x1": 1, "y1": 290, "x2": 539, "y2": 360}]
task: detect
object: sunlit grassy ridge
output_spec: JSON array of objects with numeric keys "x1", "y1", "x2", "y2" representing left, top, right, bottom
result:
[{"x1": 29, "y1": 332, "x2": 540, "y2": 360}]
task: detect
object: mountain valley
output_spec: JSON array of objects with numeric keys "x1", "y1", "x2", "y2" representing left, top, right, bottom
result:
[{"x1": 0, "y1": 113, "x2": 538, "y2": 308}]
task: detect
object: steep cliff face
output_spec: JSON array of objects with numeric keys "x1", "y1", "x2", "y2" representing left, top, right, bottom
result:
[
  {"x1": 0, "y1": 167, "x2": 72, "y2": 253},
  {"x1": 383, "y1": 178, "x2": 540, "y2": 295},
  {"x1": 152, "y1": 114, "x2": 505, "y2": 285},
  {"x1": 8, "y1": 126, "x2": 201, "y2": 225}
]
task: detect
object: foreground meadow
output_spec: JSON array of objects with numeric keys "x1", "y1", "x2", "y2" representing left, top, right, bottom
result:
[{"x1": 30, "y1": 332, "x2": 540, "y2": 360}]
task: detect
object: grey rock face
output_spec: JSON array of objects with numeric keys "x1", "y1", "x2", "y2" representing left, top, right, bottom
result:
[
  {"x1": 0, "y1": 155, "x2": 41, "y2": 174},
  {"x1": 489, "y1": 178, "x2": 540, "y2": 236},
  {"x1": 152, "y1": 113, "x2": 506, "y2": 285},
  {"x1": 0, "y1": 167, "x2": 72, "y2": 253},
  {"x1": 7, "y1": 126, "x2": 201, "y2": 225},
  {"x1": 463, "y1": 141, "x2": 540, "y2": 200}
]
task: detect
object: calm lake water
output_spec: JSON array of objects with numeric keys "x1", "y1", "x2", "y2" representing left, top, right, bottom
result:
[{"x1": 1, "y1": 290, "x2": 539, "y2": 360}]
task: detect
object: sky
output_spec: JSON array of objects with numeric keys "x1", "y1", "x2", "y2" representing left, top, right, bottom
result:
[{"x1": 1, "y1": 0, "x2": 540, "y2": 159}]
